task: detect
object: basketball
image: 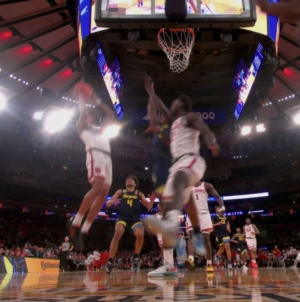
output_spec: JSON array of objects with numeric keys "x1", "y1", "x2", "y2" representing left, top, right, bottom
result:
[{"x1": 73, "y1": 82, "x2": 93, "y2": 99}]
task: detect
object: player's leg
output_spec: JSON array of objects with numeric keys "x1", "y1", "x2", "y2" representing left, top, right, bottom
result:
[
  {"x1": 241, "y1": 251, "x2": 248, "y2": 269},
  {"x1": 71, "y1": 178, "x2": 105, "y2": 227},
  {"x1": 247, "y1": 239, "x2": 258, "y2": 268},
  {"x1": 223, "y1": 240, "x2": 232, "y2": 269},
  {"x1": 185, "y1": 195, "x2": 205, "y2": 256},
  {"x1": 216, "y1": 242, "x2": 224, "y2": 266},
  {"x1": 106, "y1": 223, "x2": 125, "y2": 274},
  {"x1": 132, "y1": 223, "x2": 144, "y2": 273},
  {"x1": 199, "y1": 212, "x2": 213, "y2": 272}
]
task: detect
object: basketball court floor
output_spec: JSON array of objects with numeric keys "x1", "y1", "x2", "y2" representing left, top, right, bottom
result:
[{"x1": 1, "y1": 268, "x2": 300, "y2": 301}]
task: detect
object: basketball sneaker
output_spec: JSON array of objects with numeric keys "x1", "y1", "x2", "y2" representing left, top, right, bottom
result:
[
  {"x1": 251, "y1": 261, "x2": 258, "y2": 268},
  {"x1": 206, "y1": 264, "x2": 214, "y2": 273},
  {"x1": 105, "y1": 261, "x2": 113, "y2": 274},
  {"x1": 184, "y1": 258, "x2": 195, "y2": 271},
  {"x1": 131, "y1": 257, "x2": 139, "y2": 273},
  {"x1": 191, "y1": 233, "x2": 207, "y2": 256},
  {"x1": 148, "y1": 265, "x2": 178, "y2": 277},
  {"x1": 228, "y1": 263, "x2": 233, "y2": 270},
  {"x1": 214, "y1": 255, "x2": 220, "y2": 266},
  {"x1": 242, "y1": 264, "x2": 248, "y2": 270}
]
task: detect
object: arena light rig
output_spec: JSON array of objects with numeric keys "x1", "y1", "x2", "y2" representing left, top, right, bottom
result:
[
  {"x1": 102, "y1": 124, "x2": 121, "y2": 139},
  {"x1": 44, "y1": 109, "x2": 74, "y2": 134},
  {"x1": 293, "y1": 113, "x2": 300, "y2": 125}
]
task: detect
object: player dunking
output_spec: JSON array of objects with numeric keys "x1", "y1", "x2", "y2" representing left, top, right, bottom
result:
[
  {"x1": 244, "y1": 218, "x2": 260, "y2": 268},
  {"x1": 185, "y1": 181, "x2": 224, "y2": 273},
  {"x1": 231, "y1": 228, "x2": 248, "y2": 270},
  {"x1": 212, "y1": 206, "x2": 233, "y2": 269},
  {"x1": 105, "y1": 175, "x2": 155, "y2": 274},
  {"x1": 69, "y1": 81, "x2": 115, "y2": 251},
  {"x1": 143, "y1": 75, "x2": 220, "y2": 257}
]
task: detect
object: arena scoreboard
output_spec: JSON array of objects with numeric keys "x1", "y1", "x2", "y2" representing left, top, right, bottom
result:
[{"x1": 95, "y1": 0, "x2": 257, "y2": 28}]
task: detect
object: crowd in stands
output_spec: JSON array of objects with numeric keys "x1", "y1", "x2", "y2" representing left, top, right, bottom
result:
[{"x1": 1, "y1": 208, "x2": 300, "y2": 271}]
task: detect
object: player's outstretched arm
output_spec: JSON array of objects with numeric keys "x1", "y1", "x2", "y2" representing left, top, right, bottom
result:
[
  {"x1": 253, "y1": 224, "x2": 260, "y2": 234},
  {"x1": 75, "y1": 82, "x2": 90, "y2": 134},
  {"x1": 92, "y1": 93, "x2": 115, "y2": 129},
  {"x1": 140, "y1": 192, "x2": 156, "y2": 210},
  {"x1": 256, "y1": 0, "x2": 300, "y2": 23},
  {"x1": 144, "y1": 97, "x2": 159, "y2": 127},
  {"x1": 144, "y1": 75, "x2": 173, "y2": 125},
  {"x1": 106, "y1": 190, "x2": 122, "y2": 207},
  {"x1": 205, "y1": 183, "x2": 224, "y2": 207},
  {"x1": 186, "y1": 112, "x2": 220, "y2": 156}
]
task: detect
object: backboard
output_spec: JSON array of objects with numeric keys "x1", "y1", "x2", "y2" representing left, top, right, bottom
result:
[{"x1": 95, "y1": 0, "x2": 256, "y2": 29}]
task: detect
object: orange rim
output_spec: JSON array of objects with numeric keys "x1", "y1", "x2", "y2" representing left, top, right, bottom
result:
[{"x1": 157, "y1": 28, "x2": 195, "y2": 53}]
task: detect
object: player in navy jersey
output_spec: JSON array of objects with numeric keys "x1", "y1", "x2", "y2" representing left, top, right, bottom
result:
[{"x1": 105, "y1": 175, "x2": 155, "y2": 274}]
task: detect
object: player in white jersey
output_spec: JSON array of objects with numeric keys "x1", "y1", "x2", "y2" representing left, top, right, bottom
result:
[
  {"x1": 143, "y1": 75, "x2": 220, "y2": 260},
  {"x1": 68, "y1": 81, "x2": 115, "y2": 251},
  {"x1": 185, "y1": 181, "x2": 224, "y2": 273},
  {"x1": 243, "y1": 218, "x2": 260, "y2": 268}
]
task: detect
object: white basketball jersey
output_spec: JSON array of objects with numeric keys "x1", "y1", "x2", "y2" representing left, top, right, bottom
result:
[
  {"x1": 80, "y1": 128, "x2": 110, "y2": 153},
  {"x1": 244, "y1": 224, "x2": 256, "y2": 239},
  {"x1": 192, "y1": 182, "x2": 209, "y2": 211},
  {"x1": 170, "y1": 116, "x2": 200, "y2": 159}
]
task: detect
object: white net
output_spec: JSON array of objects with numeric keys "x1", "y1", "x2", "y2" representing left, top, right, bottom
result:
[{"x1": 157, "y1": 28, "x2": 195, "y2": 73}]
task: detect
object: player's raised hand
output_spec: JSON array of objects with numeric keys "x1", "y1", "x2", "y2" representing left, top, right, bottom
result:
[
  {"x1": 144, "y1": 75, "x2": 154, "y2": 92},
  {"x1": 148, "y1": 192, "x2": 156, "y2": 203},
  {"x1": 208, "y1": 142, "x2": 220, "y2": 157}
]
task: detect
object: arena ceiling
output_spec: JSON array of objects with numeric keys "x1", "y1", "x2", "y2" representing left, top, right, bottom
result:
[{"x1": 0, "y1": 0, "x2": 299, "y2": 127}]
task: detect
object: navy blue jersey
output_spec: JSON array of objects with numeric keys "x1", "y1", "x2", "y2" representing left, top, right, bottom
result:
[{"x1": 118, "y1": 190, "x2": 141, "y2": 221}]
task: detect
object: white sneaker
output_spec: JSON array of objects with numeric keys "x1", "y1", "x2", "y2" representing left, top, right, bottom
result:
[
  {"x1": 147, "y1": 265, "x2": 178, "y2": 277},
  {"x1": 242, "y1": 265, "x2": 248, "y2": 270}
]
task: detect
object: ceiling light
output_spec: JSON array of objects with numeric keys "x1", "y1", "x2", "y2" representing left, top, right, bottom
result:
[
  {"x1": 44, "y1": 109, "x2": 73, "y2": 134},
  {"x1": 145, "y1": 167, "x2": 149, "y2": 170},
  {"x1": 241, "y1": 126, "x2": 251, "y2": 136},
  {"x1": 293, "y1": 113, "x2": 300, "y2": 125},
  {"x1": 102, "y1": 124, "x2": 121, "y2": 139},
  {"x1": 256, "y1": 124, "x2": 266, "y2": 133},
  {"x1": 33, "y1": 111, "x2": 44, "y2": 120}
]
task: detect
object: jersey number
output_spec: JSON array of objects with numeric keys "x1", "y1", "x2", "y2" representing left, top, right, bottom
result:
[
  {"x1": 127, "y1": 199, "x2": 133, "y2": 207},
  {"x1": 195, "y1": 194, "x2": 199, "y2": 200}
]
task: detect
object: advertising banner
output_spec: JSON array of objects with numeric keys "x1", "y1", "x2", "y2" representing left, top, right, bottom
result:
[
  {"x1": 25, "y1": 258, "x2": 59, "y2": 273},
  {"x1": 0, "y1": 256, "x2": 59, "y2": 274}
]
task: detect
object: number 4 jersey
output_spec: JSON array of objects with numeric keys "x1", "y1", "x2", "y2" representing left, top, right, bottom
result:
[{"x1": 118, "y1": 189, "x2": 141, "y2": 221}]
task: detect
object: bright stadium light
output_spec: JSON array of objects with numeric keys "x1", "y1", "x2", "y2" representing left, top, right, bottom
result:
[
  {"x1": 0, "y1": 93, "x2": 6, "y2": 111},
  {"x1": 33, "y1": 111, "x2": 44, "y2": 120},
  {"x1": 102, "y1": 124, "x2": 121, "y2": 139},
  {"x1": 44, "y1": 109, "x2": 73, "y2": 134},
  {"x1": 294, "y1": 113, "x2": 300, "y2": 125},
  {"x1": 256, "y1": 123, "x2": 266, "y2": 133},
  {"x1": 241, "y1": 126, "x2": 251, "y2": 136}
]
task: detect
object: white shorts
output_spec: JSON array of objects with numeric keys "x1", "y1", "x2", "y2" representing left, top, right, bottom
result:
[
  {"x1": 246, "y1": 238, "x2": 257, "y2": 250},
  {"x1": 157, "y1": 234, "x2": 163, "y2": 248},
  {"x1": 162, "y1": 155, "x2": 206, "y2": 204},
  {"x1": 186, "y1": 211, "x2": 213, "y2": 234},
  {"x1": 86, "y1": 150, "x2": 112, "y2": 186}
]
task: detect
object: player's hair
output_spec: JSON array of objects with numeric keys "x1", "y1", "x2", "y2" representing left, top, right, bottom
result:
[
  {"x1": 125, "y1": 175, "x2": 139, "y2": 187},
  {"x1": 177, "y1": 95, "x2": 193, "y2": 112}
]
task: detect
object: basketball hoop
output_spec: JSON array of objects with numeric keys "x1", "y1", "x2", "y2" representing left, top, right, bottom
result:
[{"x1": 157, "y1": 28, "x2": 195, "y2": 73}]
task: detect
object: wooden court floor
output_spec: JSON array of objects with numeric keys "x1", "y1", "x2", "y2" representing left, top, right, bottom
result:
[{"x1": 1, "y1": 268, "x2": 300, "y2": 301}]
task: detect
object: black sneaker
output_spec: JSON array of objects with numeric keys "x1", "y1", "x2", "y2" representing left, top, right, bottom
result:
[
  {"x1": 105, "y1": 261, "x2": 113, "y2": 274},
  {"x1": 131, "y1": 257, "x2": 139, "y2": 273}
]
